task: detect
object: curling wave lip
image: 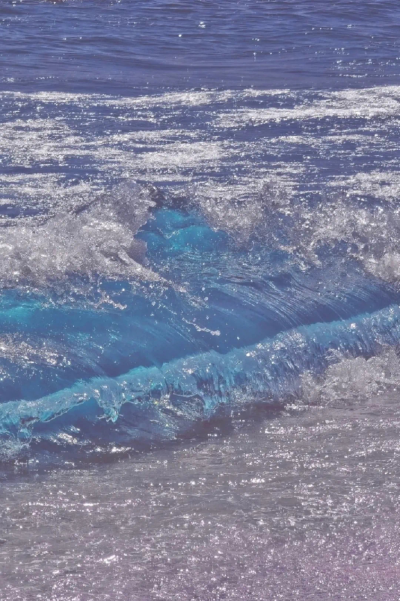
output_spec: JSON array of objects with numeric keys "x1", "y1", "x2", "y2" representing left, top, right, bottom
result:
[{"x1": 1, "y1": 303, "x2": 400, "y2": 462}]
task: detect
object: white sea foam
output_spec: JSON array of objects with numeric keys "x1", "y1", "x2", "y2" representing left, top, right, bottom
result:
[
  {"x1": 2, "y1": 85, "x2": 400, "y2": 287},
  {"x1": 216, "y1": 86, "x2": 400, "y2": 128},
  {"x1": 0, "y1": 182, "x2": 160, "y2": 287},
  {"x1": 301, "y1": 348, "x2": 400, "y2": 406},
  {"x1": 190, "y1": 177, "x2": 294, "y2": 244},
  {"x1": 278, "y1": 194, "x2": 400, "y2": 284}
]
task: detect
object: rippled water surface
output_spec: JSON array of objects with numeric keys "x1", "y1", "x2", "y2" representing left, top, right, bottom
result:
[
  {"x1": 3, "y1": 0, "x2": 400, "y2": 91},
  {"x1": 1, "y1": 1, "x2": 400, "y2": 599}
]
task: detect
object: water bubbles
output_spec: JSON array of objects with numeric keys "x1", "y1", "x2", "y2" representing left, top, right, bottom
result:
[{"x1": 0, "y1": 182, "x2": 162, "y2": 289}]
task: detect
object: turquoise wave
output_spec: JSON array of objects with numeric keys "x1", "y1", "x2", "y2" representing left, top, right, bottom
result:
[
  {"x1": 0, "y1": 204, "x2": 398, "y2": 461},
  {"x1": 1, "y1": 303, "x2": 399, "y2": 460}
]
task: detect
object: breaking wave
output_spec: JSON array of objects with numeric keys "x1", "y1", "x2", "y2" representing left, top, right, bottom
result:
[
  {"x1": 2, "y1": 84, "x2": 400, "y2": 464},
  {"x1": 1, "y1": 304, "x2": 400, "y2": 461},
  {"x1": 0, "y1": 182, "x2": 162, "y2": 288},
  {"x1": 0, "y1": 176, "x2": 398, "y2": 462}
]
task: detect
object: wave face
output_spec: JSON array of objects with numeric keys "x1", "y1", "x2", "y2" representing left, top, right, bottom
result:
[
  {"x1": 2, "y1": 304, "x2": 400, "y2": 460},
  {"x1": 2, "y1": 83, "x2": 400, "y2": 462}
]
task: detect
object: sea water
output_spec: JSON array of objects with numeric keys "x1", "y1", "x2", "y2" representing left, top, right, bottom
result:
[{"x1": 1, "y1": 1, "x2": 400, "y2": 599}]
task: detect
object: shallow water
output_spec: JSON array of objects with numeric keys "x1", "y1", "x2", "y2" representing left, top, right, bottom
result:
[
  {"x1": 2, "y1": 394, "x2": 400, "y2": 600},
  {"x1": 2, "y1": 0, "x2": 400, "y2": 599}
]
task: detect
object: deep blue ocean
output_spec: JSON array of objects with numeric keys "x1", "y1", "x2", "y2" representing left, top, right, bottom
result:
[{"x1": 1, "y1": 1, "x2": 400, "y2": 599}]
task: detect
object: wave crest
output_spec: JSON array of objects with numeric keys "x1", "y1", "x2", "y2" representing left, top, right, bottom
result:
[
  {"x1": 0, "y1": 182, "x2": 161, "y2": 288},
  {"x1": 1, "y1": 304, "x2": 400, "y2": 462}
]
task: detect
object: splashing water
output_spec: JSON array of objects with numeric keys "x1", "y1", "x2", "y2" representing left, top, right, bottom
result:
[{"x1": 3, "y1": 81, "x2": 400, "y2": 462}]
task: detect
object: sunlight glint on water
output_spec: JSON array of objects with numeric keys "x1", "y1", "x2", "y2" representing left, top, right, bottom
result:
[{"x1": 1, "y1": 1, "x2": 400, "y2": 599}]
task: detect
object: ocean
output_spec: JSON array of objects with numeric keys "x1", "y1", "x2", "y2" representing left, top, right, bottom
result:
[{"x1": 1, "y1": 1, "x2": 400, "y2": 599}]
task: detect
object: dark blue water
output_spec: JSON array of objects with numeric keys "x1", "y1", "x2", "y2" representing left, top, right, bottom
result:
[
  {"x1": 2, "y1": 0, "x2": 400, "y2": 92},
  {"x1": 1, "y1": 2, "x2": 400, "y2": 599}
]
